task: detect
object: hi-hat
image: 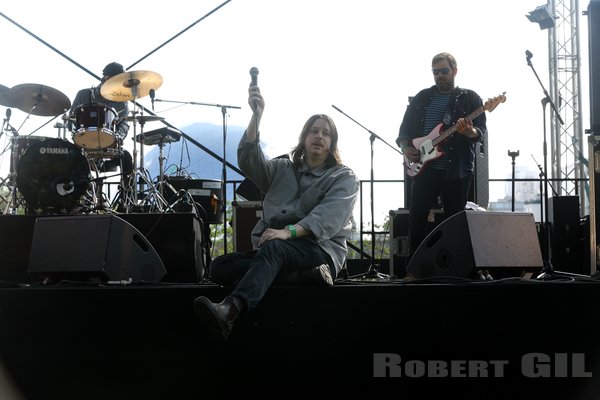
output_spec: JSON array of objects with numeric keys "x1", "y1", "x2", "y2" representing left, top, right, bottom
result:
[
  {"x1": 125, "y1": 114, "x2": 165, "y2": 123},
  {"x1": 0, "y1": 84, "x2": 14, "y2": 107},
  {"x1": 9, "y1": 83, "x2": 71, "y2": 116},
  {"x1": 101, "y1": 70, "x2": 163, "y2": 102}
]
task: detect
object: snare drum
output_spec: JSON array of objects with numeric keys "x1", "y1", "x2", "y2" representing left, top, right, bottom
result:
[
  {"x1": 72, "y1": 103, "x2": 117, "y2": 149},
  {"x1": 16, "y1": 138, "x2": 91, "y2": 213}
]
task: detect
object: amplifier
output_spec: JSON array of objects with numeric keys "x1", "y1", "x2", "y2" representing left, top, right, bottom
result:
[
  {"x1": 165, "y1": 177, "x2": 224, "y2": 224},
  {"x1": 233, "y1": 201, "x2": 263, "y2": 252}
]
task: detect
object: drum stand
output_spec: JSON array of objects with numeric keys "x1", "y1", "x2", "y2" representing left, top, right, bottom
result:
[
  {"x1": 3, "y1": 132, "x2": 25, "y2": 214},
  {"x1": 122, "y1": 107, "x2": 173, "y2": 213}
]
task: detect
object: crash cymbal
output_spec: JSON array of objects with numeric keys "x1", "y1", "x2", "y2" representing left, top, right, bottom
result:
[
  {"x1": 9, "y1": 83, "x2": 71, "y2": 116},
  {"x1": 100, "y1": 70, "x2": 163, "y2": 102},
  {"x1": 0, "y1": 84, "x2": 14, "y2": 107},
  {"x1": 125, "y1": 114, "x2": 165, "y2": 123}
]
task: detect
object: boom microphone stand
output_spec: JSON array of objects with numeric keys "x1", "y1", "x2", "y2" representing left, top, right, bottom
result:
[
  {"x1": 332, "y1": 105, "x2": 402, "y2": 280},
  {"x1": 154, "y1": 96, "x2": 241, "y2": 252},
  {"x1": 524, "y1": 49, "x2": 578, "y2": 279}
]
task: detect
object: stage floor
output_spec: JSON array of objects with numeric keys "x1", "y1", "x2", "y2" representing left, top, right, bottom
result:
[
  {"x1": 1, "y1": 213, "x2": 599, "y2": 399},
  {"x1": 1, "y1": 279, "x2": 600, "y2": 399}
]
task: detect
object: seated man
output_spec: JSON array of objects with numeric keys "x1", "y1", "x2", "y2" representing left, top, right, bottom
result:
[
  {"x1": 193, "y1": 83, "x2": 359, "y2": 342},
  {"x1": 69, "y1": 62, "x2": 133, "y2": 207}
]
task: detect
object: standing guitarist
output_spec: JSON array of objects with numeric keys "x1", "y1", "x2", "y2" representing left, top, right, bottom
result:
[{"x1": 396, "y1": 52, "x2": 487, "y2": 260}]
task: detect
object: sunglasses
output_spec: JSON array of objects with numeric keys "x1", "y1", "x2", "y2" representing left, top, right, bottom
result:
[{"x1": 432, "y1": 67, "x2": 451, "y2": 76}]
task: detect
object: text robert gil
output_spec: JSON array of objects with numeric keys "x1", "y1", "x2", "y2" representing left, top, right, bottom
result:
[{"x1": 373, "y1": 353, "x2": 592, "y2": 378}]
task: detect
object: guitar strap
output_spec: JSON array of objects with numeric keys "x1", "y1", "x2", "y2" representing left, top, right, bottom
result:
[{"x1": 445, "y1": 87, "x2": 467, "y2": 126}]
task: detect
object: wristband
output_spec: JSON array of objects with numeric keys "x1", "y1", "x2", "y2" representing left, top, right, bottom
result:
[{"x1": 286, "y1": 224, "x2": 297, "y2": 239}]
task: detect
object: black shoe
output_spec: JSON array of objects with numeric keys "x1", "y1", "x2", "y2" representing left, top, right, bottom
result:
[{"x1": 193, "y1": 296, "x2": 239, "y2": 342}]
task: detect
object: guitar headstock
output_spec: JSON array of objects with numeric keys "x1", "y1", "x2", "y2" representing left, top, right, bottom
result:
[{"x1": 484, "y1": 92, "x2": 507, "y2": 112}]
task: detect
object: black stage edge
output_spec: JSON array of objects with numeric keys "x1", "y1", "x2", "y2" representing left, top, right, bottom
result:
[{"x1": 0, "y1": 281, "x2": 599, "y2": 399}]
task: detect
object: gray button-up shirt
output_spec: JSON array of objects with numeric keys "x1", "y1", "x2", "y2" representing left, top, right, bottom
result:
[{"x1": 238, "y1": 132, "x2": 359, "y2": 274}]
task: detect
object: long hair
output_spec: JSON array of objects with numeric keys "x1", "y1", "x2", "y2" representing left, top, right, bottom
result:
[{"x1": 290, "y1": 114, "x2": 342, "y2": 169}]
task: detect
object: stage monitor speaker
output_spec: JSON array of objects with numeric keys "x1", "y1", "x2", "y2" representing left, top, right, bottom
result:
[
  {"x1": 407, "y1": 211, "x2": 543, "y2": 279},
  {"x1": 28, "y1": 215, "x2": 166, "y2": 283}
]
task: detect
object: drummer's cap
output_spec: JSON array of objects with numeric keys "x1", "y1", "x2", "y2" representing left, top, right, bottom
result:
[{"x1": 102, "y1": 62, "x2": 125, "y2": 77}]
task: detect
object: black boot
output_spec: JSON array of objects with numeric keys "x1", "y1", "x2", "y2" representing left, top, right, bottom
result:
[{"x1": 193, "y1": 296, "x2": 242, "y2": 342}]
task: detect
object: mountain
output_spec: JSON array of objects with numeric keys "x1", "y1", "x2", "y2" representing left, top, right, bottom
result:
[{"x1": 143, "y1": 122, "x2": 251, "y2": 183}]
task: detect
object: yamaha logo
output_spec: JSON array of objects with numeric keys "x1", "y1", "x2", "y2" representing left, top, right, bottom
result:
[{"x1": 39, "y1": 146, "x2": 69, "y2": 155}]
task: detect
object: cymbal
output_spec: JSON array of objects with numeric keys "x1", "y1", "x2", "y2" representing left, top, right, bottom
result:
[
  {"x1": 100, "y1": 70, "x2": 163, "y2": 102},
  {"x1": 9, "y1": 83, "x2": 71, "y2": 116},
  {"x1": 0, "y1": 84, "x2": 14, "y2": 107},
  {"x1": 125, "y1": 114, "x2": 165, "y2": 123}
]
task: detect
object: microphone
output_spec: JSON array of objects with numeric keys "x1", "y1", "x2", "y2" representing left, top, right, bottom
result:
[
  {"x1": 3, "y1": 108, "x2": 11, "y2": 131},
  {"x1": 525, "y1": 50, "x2": 533, "y2": 64},
  {"x1": 149, "y1": 89, "x2": 156, "y2": 111},
  {"x1": 249, "y1": 67, "x2": 259, "y2": 86}
]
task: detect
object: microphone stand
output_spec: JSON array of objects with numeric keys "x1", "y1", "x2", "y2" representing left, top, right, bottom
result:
[
  {"x1": 154, "y1": 97, "x2": 241, "y2": 253},
  {"x1": 525, "y1": 51, "x2": 577, "y2": 279},
  {"x1": 332, "y1": 105, "x2": 402, "y2": 281},
  {"x1": 508, "y1": 150, "x2": 519, "y2": 212}
]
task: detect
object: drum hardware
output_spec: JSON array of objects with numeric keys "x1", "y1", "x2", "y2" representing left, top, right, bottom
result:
[
  {"x1": 100, "y1": 70, "x2": 170, "y2": 213},
  {"x1": 136, "y1": 126, "x2": 182, "y2": 197},
  {"x1": 8, "y1": 83, "x2": 71, "y2": 116}
]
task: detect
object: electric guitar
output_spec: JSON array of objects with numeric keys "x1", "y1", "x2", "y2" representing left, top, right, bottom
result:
[{"x1": 404, "y1": 92, "x2": 506, "y2": 177}]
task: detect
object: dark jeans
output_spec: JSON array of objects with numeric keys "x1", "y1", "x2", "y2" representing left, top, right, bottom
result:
[
  {"x1": 209, "y1": 238, "x2": 333, "y2": 311},
  {"x1": 408, "y1": 168, "x2": 472, "y2": 257}
]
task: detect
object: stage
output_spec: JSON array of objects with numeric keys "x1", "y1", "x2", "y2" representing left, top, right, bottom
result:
[
  {"x1": 1, "y1": 213, "x2": 600, "y2": 399},
  {"x1": 1, "y1": 281, "x2": 599, "y2": 399}
]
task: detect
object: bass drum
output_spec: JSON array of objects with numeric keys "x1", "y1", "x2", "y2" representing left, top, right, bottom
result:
[
  {"x1": 16, "y1": 138, "x2": 91, "y2": 213},
  {"x1": 10, "y1": 136, "x2": 47, "y2": 172}
]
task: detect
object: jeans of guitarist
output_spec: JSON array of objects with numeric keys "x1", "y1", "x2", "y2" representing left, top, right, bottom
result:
[{"x1": 396, "y1": 85, "x2": 486, "y2": 262}]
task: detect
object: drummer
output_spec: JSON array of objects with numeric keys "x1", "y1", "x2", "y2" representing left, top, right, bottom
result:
[{"x1": 69, "y1": 62, "x2": 133, "y2": 178}]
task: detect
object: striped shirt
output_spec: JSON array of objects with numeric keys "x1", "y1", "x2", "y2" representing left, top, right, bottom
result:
[{"x1": 423, "y1": 92, "x2": 450, "y2": 170}]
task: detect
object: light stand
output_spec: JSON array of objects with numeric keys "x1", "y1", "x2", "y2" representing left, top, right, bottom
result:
[
  {"x1": 508, "y1": 150, "x2": 519, "y2": 212},
  {"x1": 332, "y1": 105, "x2": 402, "y2": 280}
]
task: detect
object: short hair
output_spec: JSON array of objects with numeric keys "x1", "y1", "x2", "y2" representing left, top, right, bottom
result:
[{"x1": 432, "y1": 52, "x2": 457, "y2": 71}]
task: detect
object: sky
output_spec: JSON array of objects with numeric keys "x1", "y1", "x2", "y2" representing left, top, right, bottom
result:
[{"x1": 0, "y1": 0, "x2": 593, "y2": 224}]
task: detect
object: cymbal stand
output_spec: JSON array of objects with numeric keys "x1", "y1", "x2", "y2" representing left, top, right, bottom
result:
[
  {"x1": 153, "y1": 96, "x2": 241, "y2": 249},
  {"x1": 125, "y1": 104, "x2": 173, "y2": 213}
]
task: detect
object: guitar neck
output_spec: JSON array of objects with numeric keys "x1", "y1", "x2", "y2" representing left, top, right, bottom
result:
[{"x1": 432, "y1": 105, "x2": 485, "y2": 147}]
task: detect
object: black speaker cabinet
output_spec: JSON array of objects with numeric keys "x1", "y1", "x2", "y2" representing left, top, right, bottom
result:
[
  {"x1": 589, "y1": 0, "x2": 600, "y2": 132},
  {"x1": 407, "y1": 211, "x2": 543, "y2": 279},
  {"x1": 389, "y1": 208, "x2": 443, "y2": 278},
  {"x1": 233, "y1": 201, "x2": 262, "y2": 252},
  {"x1": 28, "y1": 215, "x2": 166, "y2": 283},
  {"x1": 120, "y1": 213, "x2": 206, "y2": 283},
  {"x1": 548, "y1": 196, "x2": 584, "y2": 274}
]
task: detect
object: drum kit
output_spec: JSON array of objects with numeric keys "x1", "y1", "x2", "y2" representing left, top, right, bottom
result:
[{"x1": 0, "y1": 70, "x2": 179, "y2": 215}]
